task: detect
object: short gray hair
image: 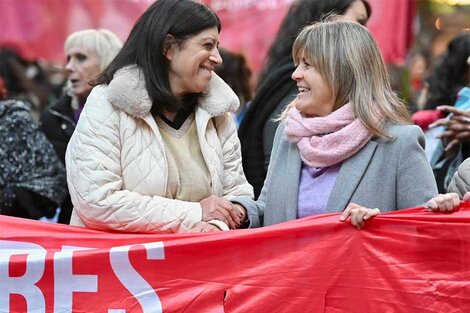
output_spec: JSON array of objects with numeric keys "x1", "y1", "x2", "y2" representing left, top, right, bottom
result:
[{"x1": 64, "y1": 29, "x2": 123, "y2": 71}]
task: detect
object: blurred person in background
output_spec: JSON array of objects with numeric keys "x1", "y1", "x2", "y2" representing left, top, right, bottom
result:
[
  {"x1": 412, "y1": 33, "x2": 470, "y2": 193},
  {"x1": 214, "y1": 48, "x2": 253, "y2": 126},
  {"x1": 406, "y1": 49, "x2": 430, "y2": 113},
  {"x1": 420, "y1": 33, "x2": 470, "y2": 111},
  {"x1": 0, "y1": 76, "x2": 67, "y2": 220},
  {"x1": 40, "y1": 61, "x2": 68, "y2": 102},
  {"x1": 40, "y1": 29, "x2": 123, "y2": 224},
  {"x1": 66, "y1": 0, "x2": 253, "y2": 234},
  {"x1": 231, "y1": 20, "x2": 437, "y2": 229},
  {"x1": 238, "y1": 0, "x2": 371, "y2": 198},
  {"x1": 0, "y1": 48, "x2": 52, "y2": 120}
]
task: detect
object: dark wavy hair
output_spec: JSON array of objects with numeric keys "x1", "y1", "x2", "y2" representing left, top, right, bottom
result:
[
  {"x1": 215, "y1": 48, "x2": 252, "y2": 107},
  {"x1": 0, "y1": 48, "x2": 30, "y2": 97},
  {"x1": 93, "y1": 0, "x2": 221, "y2": 115},
  {"x1": 424, "y1": 32, "x2": 470, "y2": 110},
  {"x1": 257, "y1": 0, "x2": 371, "y2": 87}
]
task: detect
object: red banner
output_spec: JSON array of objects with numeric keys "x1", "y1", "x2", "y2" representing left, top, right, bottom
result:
[{"x1": 1, "y1": 205, "x2": 469, "y2": 312}]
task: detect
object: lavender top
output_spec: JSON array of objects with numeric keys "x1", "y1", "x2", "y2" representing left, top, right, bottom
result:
[
  {"x1": 297, "y1": 162, "x2": 341, "y2": 218},
  {"x1": 73, "y1": 104, "x2": 84, "y2": 123}
]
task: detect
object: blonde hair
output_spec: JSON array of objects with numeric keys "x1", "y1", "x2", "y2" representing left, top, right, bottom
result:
[
  {"x1": 64, "y1": 29, "x2": 123, "y2": 71},
  {"x1": 286, "y1": 19, "x2": 410, "y2": 139}
]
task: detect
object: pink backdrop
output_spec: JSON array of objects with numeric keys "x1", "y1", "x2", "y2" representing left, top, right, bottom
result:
[{"x1": 0, "y1": 0, "x2": 416, "y2": 74}]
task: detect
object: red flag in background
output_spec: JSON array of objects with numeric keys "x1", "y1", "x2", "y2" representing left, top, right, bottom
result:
[
  {"x1": 208, "y1": 0, "x2": 416, "y2": 72},
  {"x1": 0, "y1": 0, "x2": 415, "y2": 73},
  {"x1": 366, "y1": 0, "x2": 417, "y2": 66},
  {"x1": 0, "y1": 0, "x2": 149, "y2": 64},
  {"x1": 1, "y1": 205, "x2": 469, "y2": 312}
]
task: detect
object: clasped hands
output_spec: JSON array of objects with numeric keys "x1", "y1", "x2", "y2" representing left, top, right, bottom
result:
[
  {"x1": 190, "y1": 195, "x2": 246, "y2": 233},
  {"x1": 195, "y1": 198, "x2": 383, "y2": 231},
  {"x1": 190, "y1": 193, "x2": 465, "y2": 233}
]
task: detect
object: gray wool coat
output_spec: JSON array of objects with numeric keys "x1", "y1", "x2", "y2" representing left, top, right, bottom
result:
[{"x1": 234, "y1": 123, "x2": 438, "y2": 227}]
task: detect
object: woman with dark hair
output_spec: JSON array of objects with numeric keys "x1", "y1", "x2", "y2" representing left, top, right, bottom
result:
[
  {"x1": 0, "y1": 48, "x2": 52, "y2": 119},
  {"x1": 238, "y1": 0, "x2": 371, "y2": 198},
  {"x1": 0, "y1": 76, "x2": 67, "y2": 220},
  {"x1": 66, "y1": 0, "x2": 253, "y2": 233},
  {"x1": 415, "y1": 33, "x2": 470, "y2": 193},
  {"x1": 422, "y1": 33, "x2": 470, "y2": 111}
]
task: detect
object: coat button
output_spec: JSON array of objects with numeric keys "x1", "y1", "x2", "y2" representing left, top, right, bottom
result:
[{"x1": 61, "y1": 124, "x2": 67, "y2": 130}]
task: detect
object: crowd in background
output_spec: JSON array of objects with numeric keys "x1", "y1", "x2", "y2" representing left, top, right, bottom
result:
[{"x1": 0, "y1": 0, "x2": 469, "y2": 227}]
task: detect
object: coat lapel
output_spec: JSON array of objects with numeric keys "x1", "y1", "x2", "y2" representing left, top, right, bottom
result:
[
  {"x1": 326, "y1": 140, "x2": 378, "y2": 213},
  {"x1": 285, "y1": 143, "x2": 302, "y2": 221}
]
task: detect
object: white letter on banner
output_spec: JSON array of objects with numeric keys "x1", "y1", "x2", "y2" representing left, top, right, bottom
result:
[
  {"x1": 0, "y1": 240, "x2": 47, "y2": 313},
  {"x1": 53, "y1": 246, "x2": 98, "y2": 312},
  {"x1": 110, "y1": 242, "x2": 165, "y2": 313}
]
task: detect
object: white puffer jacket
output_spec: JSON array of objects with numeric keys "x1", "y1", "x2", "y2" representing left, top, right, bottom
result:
[{"x1": 66, "y1": 66, "x2": 253, "y2": 233}]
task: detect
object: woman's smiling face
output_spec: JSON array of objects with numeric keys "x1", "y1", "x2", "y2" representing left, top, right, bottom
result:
[
  {"x1": 291, "y1": 52, "x2": 334, "y2": 118},
  {"x1": 166, "y1": 27, "x2": 222, "y2": 96}
]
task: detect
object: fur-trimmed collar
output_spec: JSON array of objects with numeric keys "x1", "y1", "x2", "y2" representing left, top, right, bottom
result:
[{"x1": 107, "y1": 65, "x2": 239, "y2": 118}]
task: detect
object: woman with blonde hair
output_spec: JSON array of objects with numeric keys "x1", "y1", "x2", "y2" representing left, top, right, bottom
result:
[
  {"x1": 232, "y1": 20, "x2": 438, "y2": 229},
  {"x1": 239, "y1": 0, "x2": 371, "y2": 198}
]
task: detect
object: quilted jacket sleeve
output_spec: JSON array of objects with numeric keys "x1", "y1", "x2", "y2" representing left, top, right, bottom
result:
[
  {"x1": 448, "y1": 158, "x2": 470, "y2": 199},
  {"x1": 66, "y1": 87, "x2": 202, "y2": 233},
  {"x1": 215, "y1": 114, "x2": 254, "y2": 200}
]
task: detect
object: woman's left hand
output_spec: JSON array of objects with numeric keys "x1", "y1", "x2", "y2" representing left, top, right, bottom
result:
[
  {"x1": 189, "y1": 221, "x2": 222, "y2": 233},
  {"x1": 340, "y1": 203, "x2": 380, "y2": 229}
]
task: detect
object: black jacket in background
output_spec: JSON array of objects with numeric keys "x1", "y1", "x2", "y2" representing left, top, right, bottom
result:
[
  {"x1": 238, "y1": 59, "x2": 297, "y2": 198},
  {"x1": 40, "y1": 95, "x2": 76, "y2": 224}
]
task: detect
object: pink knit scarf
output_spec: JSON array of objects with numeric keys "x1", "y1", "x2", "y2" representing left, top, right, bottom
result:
[{"x1": 285, "y1": 103, "x2": 373, "y2": 167}]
